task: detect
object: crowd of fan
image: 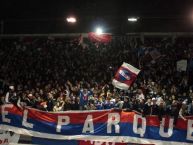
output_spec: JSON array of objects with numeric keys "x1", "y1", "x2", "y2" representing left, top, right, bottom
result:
[{"x1": 0, "y1": 35, "x2": 193, "y2": 125}]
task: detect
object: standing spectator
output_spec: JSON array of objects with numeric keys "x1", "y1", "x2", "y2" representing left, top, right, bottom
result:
[
  {"x1": 38, "y1": 97, "x2": 48, "y2": 111},
  {"x1": 114, "y1": 97, "x2": 123, "y2": 109},
  {"x1": 0, "y1": 89, "x2": 5, "y2": 105},
  {"x1": 95, "y1": 99, "x2": 104, "y2": 110},
  {"x1": 132, "y1": 99, "x2": 143, "y2": 113},
  {"x1": 71, "y1": 97, "x2": 80, "y2": 110},
  {"x1": 143, "y1": 99, "x2": 152, "y2": 116},
  {"x1": 136, "y1": 89, "x2": 145, "y2": 102},
  {"x1": 63, "y1": 97, "x2": 72, "y2": 111},
  {"x1": 158, "y1": 101, "x2": 166, "y2": 124},
  {"x1": 23, "y1": 93, "x2": 37, "y2": 107},
  {"x1": 46, "y1": 93, "x2": 55, "y2": 111},
  {"x1": 169, "y1": 100, "x2": 179, "y2": 126},
  {"x1": 79, "y1": 88, "x2": 92, "y2": 110},
  {"x1": 5, "y1": 86, "x2": 17, "y2": 104},
  {"x1": 87, "y1": 103, "x2": 96, "y2": 110},
  {"x1": 150, "y1": 98, "x2": 159, "y2": 115},
  {"x1": 53, "y1": 102, "x2": 64, "y2": 112},
  {"x1": 122, "y1": 96, "x2": 132, "y2": 111},
  {"x1": 188, "y1": 100, "x2": 193, "y2": 115},
  {"x1": 179, "y1": 102, "x2": 188, "y2": 121},
  {"x1": 104, "y1": 98, "x2": 114, "y2": 109}
]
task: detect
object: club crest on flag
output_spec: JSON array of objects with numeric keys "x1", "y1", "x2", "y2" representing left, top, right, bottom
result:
[
  {"x1": 112, "y1": 62, "x2": 140, "y2": 90},
  {"x1": 118, "y1": 69, "x2": 131, "y2": 81}
]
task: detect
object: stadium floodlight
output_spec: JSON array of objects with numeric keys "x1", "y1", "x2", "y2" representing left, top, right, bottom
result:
[
  {"x1": 96, "y1": 27, "x2": 103, "y2": 35},
  {"x1": 66, "y1": 17, "x2": 77, "y2": 23},
  {"x1": 128, "y1": 17, "x2": 138, "y2": 22}
]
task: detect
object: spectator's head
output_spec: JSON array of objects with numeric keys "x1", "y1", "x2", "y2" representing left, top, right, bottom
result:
[
  {"x1": 48, "y1": 93, "x2": 53, "y2": 99},
  {"x1": 28, "y1": 93, "x2": 34, "y2": 99},
  {"x1": 138, "y1": 89, "x2": 143, "y2": 94},
  {"x1": 159, "y1": 100, "x2": 165, "y2": 107},
  {"x1": 65, "y1": 97, "x2": 71, "y2": 104},
  {"x1": 9, "y1": 86, "x2": 14, "y2": 91},
  {"x1": 172, "y1": 100, "x2": 178, "y2": 106},
  {"x1": 83, "y1": 88, "x2": 88, "y2": 94},
  {"x1": 124, "y1": 96, "x2": 129, "y2": 102},
  {"x1": 152, "y1": 98, "x2": 157, "y2": 105},
  {"x1": 181, "y1": 102, "x2": 187, "y2": 110},
  {"x1": 147, "y1": 99, "x2": 151, "y2": 105},
  {"x1": 107, "y1": 91, "x2": 112, "y2": 98},
  {"x1": 115, "y1": 97, "x2": 120, "y2": 102}
]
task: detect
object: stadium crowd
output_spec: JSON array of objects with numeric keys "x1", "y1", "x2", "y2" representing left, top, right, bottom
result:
[{"x1": 0, "y1": 35, "x2": 193, "y2": 125}]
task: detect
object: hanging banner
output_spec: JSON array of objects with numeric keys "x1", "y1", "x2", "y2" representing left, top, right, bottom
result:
[
  {"x1": 0, "y1": 104, "x2": 193, "y2": 145},
  {"x1": 32, "y1": 138, "x2": 127, "y2": 145},
  {"x1": 32, "y1": 138, "x2": 154, "y2": 145}
]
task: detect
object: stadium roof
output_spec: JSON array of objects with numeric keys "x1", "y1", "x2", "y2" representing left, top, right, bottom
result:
[{"x1": 1, "y1": 0, "x2": 193, "y2": 34}]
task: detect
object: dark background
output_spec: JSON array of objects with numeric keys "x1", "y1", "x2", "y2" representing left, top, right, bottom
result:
[{"x1": 1, "y1": 0, "x2": 193, "y2": 34}]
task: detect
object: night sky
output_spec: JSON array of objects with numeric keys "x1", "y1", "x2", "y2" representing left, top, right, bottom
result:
[{"x1": 0, "y1": 0, "x2": 193, "y2": 33}]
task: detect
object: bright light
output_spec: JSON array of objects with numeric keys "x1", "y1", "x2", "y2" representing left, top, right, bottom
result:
[
  {"x1": 66, "y1": 17, "x2": 77, "y2": 23},
  {"x1": 96, "y1": 27, "x2": 103, "y2": 35},
  {"x1": 128, "y1": 17, "x2": 138, "y2": 22}
]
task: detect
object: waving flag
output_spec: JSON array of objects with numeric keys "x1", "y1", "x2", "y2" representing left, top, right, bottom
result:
[
  {"x1": 112, "y1": 62, "x2": 140, "y2": 90},
  {"x1": 88, "y1": 32, "x2": 112, "y2": 43}
]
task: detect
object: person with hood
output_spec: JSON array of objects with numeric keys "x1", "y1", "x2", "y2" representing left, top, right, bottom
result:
[{"x1": 5, "y1": 86, "x2": 17, "y2": 104}]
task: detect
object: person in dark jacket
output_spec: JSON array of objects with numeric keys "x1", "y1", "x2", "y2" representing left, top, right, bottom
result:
[
  {"x1": 63, "y1": 97, "x2": 72, "y2": 111},
  {"x1": 133, "y1": 99, "x2": 144, "y2": 113},
  {"x1": 188, "y1": 100, "x2": 193, "y2": 115},
  {"x1": 5, "y1": 86, "x2": 18, "y2": 105},
  {"x1": 158, "y1": 101, "x2": 166, "y2": 123},
  {"x1": 143, "y1": 99, "x2": 152, "y2": 116},
  {"x1": 114, "y1": 97, "x2": 123, "y2": 109},
  {"x1": 122, "y1": 96, "x2": 132, "y2": 111},
  {"x1": 24, "y1": 93, "x2": 37, "y2": 108},
  {"x1": 151, "y1": 98, "x2": 159, "y2": 115},
  {"x1": 168, "y1": 100, "x2": 179, "y2": 126},
  {"x1": 46, "y1": 93, "x2": 55, "y2": 111},
  {"x1": 71, "y1": 97, "x2": 80, "y2": 110}
]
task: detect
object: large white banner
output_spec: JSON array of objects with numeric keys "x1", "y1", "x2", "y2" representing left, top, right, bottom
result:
[{"x1": 0, "y1": 130, "x2": 20, "y2": 145}]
